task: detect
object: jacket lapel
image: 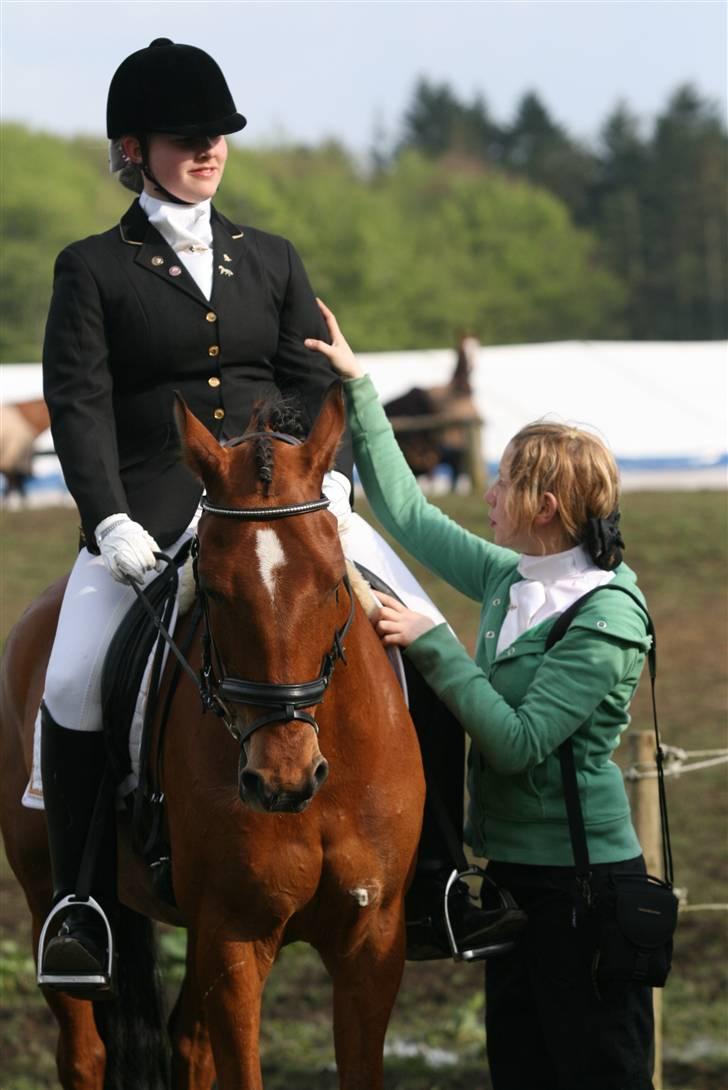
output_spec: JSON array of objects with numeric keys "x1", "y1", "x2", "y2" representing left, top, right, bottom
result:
[
  {"x1": 209, "y1": 208, "x2": 247, "y2": 305},
  {"x1": 118, "y1": 199, "x2": 211, "y2": 307}
]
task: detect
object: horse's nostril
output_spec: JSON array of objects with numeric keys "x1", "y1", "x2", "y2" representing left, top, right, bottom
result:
[
  {"x1": 313, "y1": 759, "x2": 329, "y2": 789},
  {"x1": 240, "y1": 769, "x2": 263, "y2": 801}
]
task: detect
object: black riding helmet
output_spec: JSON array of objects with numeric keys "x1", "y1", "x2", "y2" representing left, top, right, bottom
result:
[
  {"x1": 107, "y1": 39, "x2": 246, "y2": 203},
  {"x1": 107, "y1": 38, "x2": 246, "y2": 139}
]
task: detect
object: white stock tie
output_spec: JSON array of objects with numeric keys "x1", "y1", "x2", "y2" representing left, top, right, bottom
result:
[
  {"x1": 141, "y1": 193, "x2": 214, "y2": 298},
  {"x1": 515, "y1": 580, "x2": 547, "y2": 633}
]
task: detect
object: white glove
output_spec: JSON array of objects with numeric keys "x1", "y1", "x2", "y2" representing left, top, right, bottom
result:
[
  {"x1": 322, "y1": 470, "x2": 353, "y2": 536},
  {"x1": 95, "y1": 513, "x2": 161, "y2": 584}
]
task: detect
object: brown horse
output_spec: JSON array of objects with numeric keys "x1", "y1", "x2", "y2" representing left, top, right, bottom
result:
[
  {"x1": 0, "y1": 397, "x2": 51, "y2": 498},
  {"x1": 383, "y1": 335, "x2": 480, "y2": 488},
  {"x1": 0, "y1": 386, "x2": 425, "y2": 1089}
]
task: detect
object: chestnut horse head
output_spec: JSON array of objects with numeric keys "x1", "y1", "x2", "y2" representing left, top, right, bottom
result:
[{"x1": 177, "y1": 384, "x2": 350, "y2": 815}]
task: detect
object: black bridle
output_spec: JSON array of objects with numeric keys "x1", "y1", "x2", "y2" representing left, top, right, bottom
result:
[{"x1": 192, "y1": 430, "x2": 355, "y2": 746}]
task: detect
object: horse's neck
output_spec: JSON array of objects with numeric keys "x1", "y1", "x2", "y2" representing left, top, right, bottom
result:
[{"x1": 16, "y1": 400, "x2": 50, "y2": 436}]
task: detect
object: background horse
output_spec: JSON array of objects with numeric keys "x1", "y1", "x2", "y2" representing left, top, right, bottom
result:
[
  {"x1": 383, "y1": 335, "x2": 480, "y2": 489},
  {"x1": 0, "y1": 386, "x2": 425, "y2": 1089},
  {"x1": 0, "y1": 397, "x2": 51, "y2": 500}
]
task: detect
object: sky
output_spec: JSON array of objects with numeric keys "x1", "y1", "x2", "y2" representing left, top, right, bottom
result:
[{"x1": 2, "y1": 0, "x2": 726, "y2": 154}]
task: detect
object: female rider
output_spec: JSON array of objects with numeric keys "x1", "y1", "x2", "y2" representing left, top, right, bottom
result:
[
  {"x1": 38, "y1": 37, "x2": 355, "y2": 989},
  {"x1": 307, "y1": 301, "x2": 656, "y2": 1090}
]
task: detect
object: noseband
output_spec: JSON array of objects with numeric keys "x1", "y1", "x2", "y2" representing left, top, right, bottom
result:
[{"x1": 193, "y1": 430, "x2": 355, "y2": 746}]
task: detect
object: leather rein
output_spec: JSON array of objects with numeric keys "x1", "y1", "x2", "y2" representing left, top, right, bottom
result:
[{"x1": 192, "y1": 430, "x2": 355, "y2": 746}]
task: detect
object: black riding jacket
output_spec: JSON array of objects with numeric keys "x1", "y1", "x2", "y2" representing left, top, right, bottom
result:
[{"x1": 42, "y1": 199, "x2": 352, "y2": 549}]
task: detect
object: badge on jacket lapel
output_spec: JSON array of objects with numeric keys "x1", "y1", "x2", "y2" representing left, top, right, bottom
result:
[{"x1": 218, "y1": 265, "x2": 234, "y2": 278}]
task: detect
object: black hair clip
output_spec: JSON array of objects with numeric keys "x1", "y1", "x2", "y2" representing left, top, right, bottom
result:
[{"x1": 584, "y1": 509, "x2": 625, "y2": 570}]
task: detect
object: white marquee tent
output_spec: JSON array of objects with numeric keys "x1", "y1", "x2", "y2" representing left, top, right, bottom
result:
[
  {"x1": 360, "y1": 340, "x2": 727, "y2": 489},
  {"x1": 1, "y1": 340, "x2": 726, "y2": 499}
]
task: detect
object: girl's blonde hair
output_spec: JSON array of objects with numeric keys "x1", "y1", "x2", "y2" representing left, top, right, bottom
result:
[{"x1": 504, "y1": 421, "x2": 619, "y2": 543}]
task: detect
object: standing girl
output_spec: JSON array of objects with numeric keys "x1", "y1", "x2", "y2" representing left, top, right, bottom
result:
[{"x1": 307, "y1": 300, "x2": 656, "y2": 1090}]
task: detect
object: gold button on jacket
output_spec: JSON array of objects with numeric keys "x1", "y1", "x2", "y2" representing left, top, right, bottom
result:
[
  {"x1": 206, "y1": 311, "x2": 217, "y2": 323},
  {"x1": 213, "y1": 408, "x2": 225, "y2": 420},
  {"x1": 208, "y1": 345, "x2": 220, "y2": 357},
  {"x1": 208, "y1": 376, "x2": 221, "y2": 388}
]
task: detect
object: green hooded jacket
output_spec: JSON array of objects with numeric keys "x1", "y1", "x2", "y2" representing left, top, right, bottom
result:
[{"x1": 346, "y1": 375, "x2": 650, "y2": 865}]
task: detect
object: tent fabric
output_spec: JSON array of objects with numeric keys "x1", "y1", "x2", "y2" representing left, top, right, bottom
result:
[
  {"x1": 358, "y1": 340, "x2": 727, "y2": 467},
  {"x1": 1, "y1": 343, "x2": 726, "y2": 496}
]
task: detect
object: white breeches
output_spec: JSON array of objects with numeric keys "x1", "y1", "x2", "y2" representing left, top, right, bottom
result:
[
  {"x1": 43, "y1": 505, "x2": 446, "y2": 733},
  {"x1": 43, "y1": 521, "x2": 198, "y2": 732}
]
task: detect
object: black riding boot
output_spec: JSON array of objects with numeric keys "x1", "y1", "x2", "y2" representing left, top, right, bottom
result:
[
  {"x1": 403, "y1": 662, "x2": 526, "y2": 960},
  {"x1": 39, "y1": 703, "x2": 116, "y2": 991}
]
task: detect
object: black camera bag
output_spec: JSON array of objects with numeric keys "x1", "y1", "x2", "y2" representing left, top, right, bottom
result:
[{"x1": 546, "y1": 585, "x2": 678, "y2": 993}]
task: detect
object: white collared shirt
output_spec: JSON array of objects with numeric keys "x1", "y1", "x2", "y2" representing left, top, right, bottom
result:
[
  {"x1": 496, "y1": 544, "x2": 615, "y2": 655},
  {"x1": 140, "y1": 191, "x2": 214, "y2": 299}
]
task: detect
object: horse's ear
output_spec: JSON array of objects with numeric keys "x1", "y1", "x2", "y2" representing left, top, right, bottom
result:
[
  {"x1": 302, "y1": 382, "x2": 345, "y2": 478},
  {"x1": 174, "y1": 393, "x2": 227, "y2": 482}
]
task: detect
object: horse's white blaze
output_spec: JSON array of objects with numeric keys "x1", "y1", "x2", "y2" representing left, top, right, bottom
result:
[{"x1": 256, "y1": 528, "x2": 286, "y2": 600}]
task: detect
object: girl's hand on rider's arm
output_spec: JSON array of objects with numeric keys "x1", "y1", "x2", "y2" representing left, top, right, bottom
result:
[
  {"x1": 374, "y1": 592, "x2": 436, "y2": 648},
  {"x1": 304, "y1": 298, "x2": 365, "y2": 380}
]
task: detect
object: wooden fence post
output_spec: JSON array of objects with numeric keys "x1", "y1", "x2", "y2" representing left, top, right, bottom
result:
[{"x1": 627, "y1": 731, "x2": 663, "y2": 1090}]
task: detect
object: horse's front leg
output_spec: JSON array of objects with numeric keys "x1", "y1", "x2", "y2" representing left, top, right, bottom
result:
[
  {"x1": 194, "y1": 926, "x2": 280, "y2": 1090},
  {"x1": 322, "y1": 897, "x2": 407, "y2": 1090},
  {"x1": 169, "y1": 930, "x2": 215, "y2": 1090}
]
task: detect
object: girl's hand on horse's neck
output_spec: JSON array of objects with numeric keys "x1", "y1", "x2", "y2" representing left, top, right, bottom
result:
[
  {"x1": 305, "y1": 299, "x2": 365, "y2": 379},
  {"x1": 373, "y1": 592, "x2": 436, "y2": 649}
]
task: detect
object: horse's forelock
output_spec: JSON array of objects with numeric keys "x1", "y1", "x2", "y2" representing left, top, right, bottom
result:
[{"x1": 246, "y1": 394, "x2": 308, "y2": 494}]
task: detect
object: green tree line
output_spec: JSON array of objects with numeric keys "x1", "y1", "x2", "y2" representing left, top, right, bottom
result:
[
  {"x1": 396, "y1": 80, "x2": 727, "y2": 340},
  {"x1": 0, "y1": 79, "x2": 724, "y2": 361}
]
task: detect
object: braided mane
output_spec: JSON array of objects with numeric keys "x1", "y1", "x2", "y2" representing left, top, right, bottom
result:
[{"x1": 249, "y1": 396, "x2": 307, "y2": 495}]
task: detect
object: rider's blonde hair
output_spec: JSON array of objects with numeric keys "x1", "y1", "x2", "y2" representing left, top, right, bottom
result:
[{"x1": 504, "y1": 421, "x2": 619, "y2": 543}]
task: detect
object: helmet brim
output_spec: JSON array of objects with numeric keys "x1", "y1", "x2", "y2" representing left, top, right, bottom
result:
[{"x1": 146, "y1": 112, "x2": 247, "y2": 137}]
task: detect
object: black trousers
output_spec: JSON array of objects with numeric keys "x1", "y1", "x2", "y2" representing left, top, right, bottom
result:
[
  {"x1": 484, "y1": 857, "x2": 655, "y2": 1090},
  {"x1": 403, "y1": 658, "x2": 465, "y2": 871}
]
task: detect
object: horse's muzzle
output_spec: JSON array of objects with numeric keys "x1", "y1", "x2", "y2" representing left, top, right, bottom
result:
[{"x1": 238, "y1": 759, "x2": 329, "y2": 813}]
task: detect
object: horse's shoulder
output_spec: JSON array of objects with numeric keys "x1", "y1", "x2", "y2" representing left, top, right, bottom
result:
[{"x1": 7, "y1": 576, "x2": 68, "y2": 651}]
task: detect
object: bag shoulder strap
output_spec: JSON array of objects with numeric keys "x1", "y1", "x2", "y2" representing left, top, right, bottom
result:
[{"x1": 545, "y1": 583, "x2": 673, "y2": 889}]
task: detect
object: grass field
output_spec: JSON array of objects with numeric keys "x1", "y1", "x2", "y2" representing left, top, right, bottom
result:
[{"x1": 1, "y1": 492, "x2": 726, "y2": 1089}]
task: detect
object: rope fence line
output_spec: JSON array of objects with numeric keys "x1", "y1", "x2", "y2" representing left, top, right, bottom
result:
[
  {"x1": 673, "y1": 888, "x2": 728, "y2": 913},
  {"x1": 624, "y1": 745, "x2": 728, "y2": 781},
  {"x1": 678, "y1": 904, "x2": 728, "y2": 913},
  {"x1": 625, "y1": 745, "x2": 728, "y2": 915}
]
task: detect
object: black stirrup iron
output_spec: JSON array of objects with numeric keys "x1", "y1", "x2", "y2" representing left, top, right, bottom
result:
[{"x1": 37, "y1": 895, "x2": 115, "y2": 992}]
